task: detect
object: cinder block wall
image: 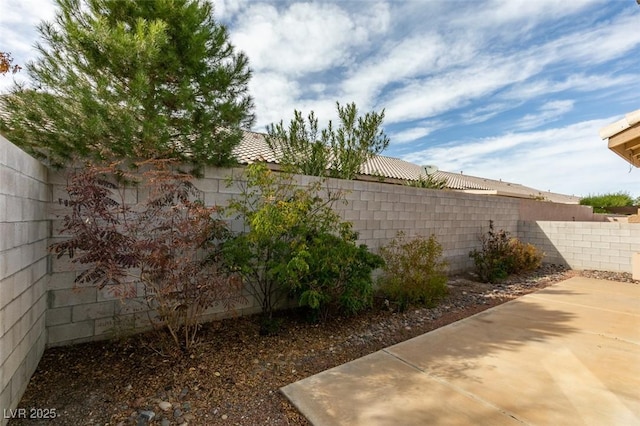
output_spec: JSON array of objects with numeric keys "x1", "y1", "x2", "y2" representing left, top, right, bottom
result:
[
  {"x1": 322, "y1": 177, "x2": 521, "y2": 271},
  {"x1": 48, "y1": 166, "x2": 596, "y2": 347},
  {"x1": 0, "y1": 136, "x2": 50, "y2": 422},
  {"x1": 519, "y1": 221, "x2": 640, "y2": 272}
]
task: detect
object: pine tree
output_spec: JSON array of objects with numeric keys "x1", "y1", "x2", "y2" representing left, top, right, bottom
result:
[
  {"x1": 264, "y1": 110, "x2": 331, "y2": 177},
  {"x1": 328, "y1": 102, "x2": 389, "y2": 180},
  {"x1": 0, "y1": 0, "x2": 254, "y2": 167},
  {"x1": 266, "y1": 102, "x2": 389, "y2": 180}
]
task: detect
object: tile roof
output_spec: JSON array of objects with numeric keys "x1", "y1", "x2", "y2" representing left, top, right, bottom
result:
[
  {"x1": 0, "y1": 110, "x2": 580, "y2": 203},
  {"x1": 234, "y1": 130, "x2": 580, "y2": 204},
  {"x1": 360, "y1": 155, "x2": 426, "y2": 181},
  {"x1": 231, "y1": 130, "x2": 279, "y2": 163}
]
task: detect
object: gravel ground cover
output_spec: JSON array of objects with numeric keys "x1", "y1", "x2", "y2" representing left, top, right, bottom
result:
[{"x1": 9, "y1": 266, "x2": 637, "y2": 426}]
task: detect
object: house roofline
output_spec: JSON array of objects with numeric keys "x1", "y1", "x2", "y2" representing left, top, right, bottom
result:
[{"x1": 600, "y1": 109, "x2": 640, "y2": 139}]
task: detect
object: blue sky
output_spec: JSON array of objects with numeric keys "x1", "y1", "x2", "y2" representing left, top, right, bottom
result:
[{"x1": 1, "y1": 0, "x2": 639, "y2": 198}]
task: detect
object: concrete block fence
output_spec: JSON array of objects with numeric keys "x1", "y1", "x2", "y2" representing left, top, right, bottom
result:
[
  {"x1": 0, "y1": 136, "x2": 49, "y2": 422},
  {"x1": 43, "y1": 166, "x2": 524, "y2": 345},
  {"x1": 0, "y1": 135, "x2": 636, "y2": 421},
  {"x1": 519, "y1": 221, "x2": 640, "y2": 272}
]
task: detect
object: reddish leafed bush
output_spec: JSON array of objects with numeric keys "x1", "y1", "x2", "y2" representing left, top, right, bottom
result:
[{"x1": 51, "y1": 160, "x2": 244, "y2": 352}]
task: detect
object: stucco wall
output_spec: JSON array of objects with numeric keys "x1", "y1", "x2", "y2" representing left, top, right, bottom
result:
[
  {"x1": 0, "y1": 136, "x2": 49, "y2": 423},
  {"x1": 518, "y1": 198, "x2": 603, "y2": 222}
]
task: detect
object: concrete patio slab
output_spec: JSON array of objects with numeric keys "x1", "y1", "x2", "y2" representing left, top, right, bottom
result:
[
  {"x1": 281, "y1": 277, "x2": 640, "y2": 425},
  {"x1": 529, "y1": 279, "x2": 640, "y2": 315},
  {"x1": 283, "y1": 351, "x2": 522, "y2": 426}
]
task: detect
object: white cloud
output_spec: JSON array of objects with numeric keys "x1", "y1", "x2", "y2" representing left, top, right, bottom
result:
[
  {"x1": 340, "y1": 32, "x2": 476, "y2": 109},
  {"x1": 458, "y1": 0, "x2": 601, "y2": 29},
  {"x1": 231, "y1": 2, "x2": 389, "y2": 76},
  {"x1": 512, "y1": 100, "x2": 574, "y2": 131},
  {"x1": 227, "y1": 1, "x2": 394, "y2": 129},
  {"x1": 223, "y1": 0, "x2": 640, "y2": 154},
  {"x1": 212, "y1": 0, "x2": 251, "y2": 21},
  {"x1": 381, "y1": 54, "x2": 539, "y2": 124},
  {"x1": 503, "y1": 73, "x2": 638, "y2": 101},
  {"x1": 371, "y1": 9, "x2": 640, "y2": 126},
  {"x1": 0, "y1": 0, "x2": 56, "y2": 54},
  {"x1": 0, "y1": 0, "x2": 56, "y2": 93},
  {"x1": 390, "y1": 120, "x2": 443, "y2": 144},
  {"x1": 249, "y1": 72, "x2": 342, "y2": 131},
  {"x1": 461, "y1": 103, "x2": 521, "y2": 125},
  {"x1": 537, "y1": 13, "x2": 640, "y2": 68},
  {"x1": 402, "y1": 117, "x2": 640, "y2": 197},
  {"x1": 404, "y1": 119, "x2": 605, "y2": 169},
  {"x1": 248, "y1": 72, "x2": 301, "y2": 130}
]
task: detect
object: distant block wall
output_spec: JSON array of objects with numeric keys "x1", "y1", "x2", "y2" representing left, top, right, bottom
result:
[
  {"x1": 0, "y1": 136, "x2": 50, "y2": 423},
  {"x1": 519, "y1": 221, "x2": 640, "y2": 272},
  {"x1": 518, "y1": 198, "x2": 603, "y2": 222}
]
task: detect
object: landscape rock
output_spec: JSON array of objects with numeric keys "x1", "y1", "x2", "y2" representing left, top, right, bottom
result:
[
  {"x1": 179, "y1": 387, "x2": 189, "y2": 399},
  {"x1": 158, "y1": 401, "x2": 172, "y2": 411},
  {"x1": 20, "y1": 264, "x2": 635, "y2": 425},
  {"x1": 137, "y1": 410, "x2": 155, "y2": 425}
]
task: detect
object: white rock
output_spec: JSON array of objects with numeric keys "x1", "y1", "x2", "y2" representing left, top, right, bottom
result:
[{"x1": 158, "y1": 401, "x2": 172, "y2": 411}]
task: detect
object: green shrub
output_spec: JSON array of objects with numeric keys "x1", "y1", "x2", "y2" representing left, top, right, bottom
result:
[
  {"x1": 377, "y1": 232, "x2": 448, "y2": 310},
  {"x1": 295, "y1": 229, "x2": 384, "y2": 321},
  {"x1": 580, "y1": 192, "x2": 635, "y2": 213},
  {"x1": 222, "y1": 164, "x2": 343, "y2": 325},
  {"x1": 222, "y1": 163, "x2": 382, "y2": 329},
  {"x1": 469, "y1": 221, "x2": 512, "y2": 283},
  {"x1": 405, "y1": 174, "x2": 447, "y2": 189},
  {"x1": 469, "y1": 221, "x2": 543, "y2": 283}
]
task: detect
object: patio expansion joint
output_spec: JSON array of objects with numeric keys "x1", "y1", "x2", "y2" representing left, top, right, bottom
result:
[
  {"x1": 577, "y1": 330, "x2": 640, "y2": 347},
  {"x1": 526, "y1": 294, "x2": 640, "y2": 317},
  {"x1": 380, "y1": 348, "x2": 531, "y2": 426}
]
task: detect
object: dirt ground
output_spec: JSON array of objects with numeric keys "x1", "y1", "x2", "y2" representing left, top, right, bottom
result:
[{"x1": 11, "y1": 266, "x2": 631, "y2": 426}]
